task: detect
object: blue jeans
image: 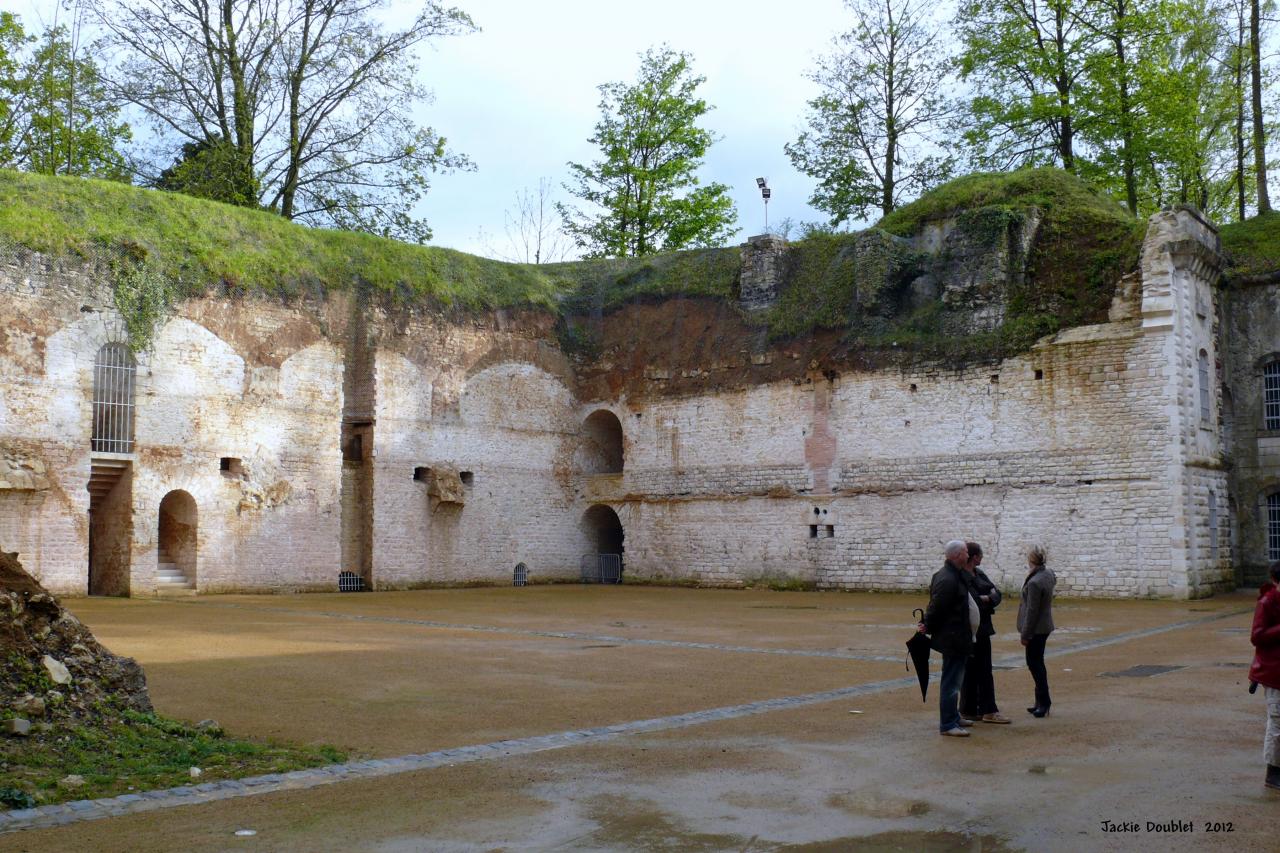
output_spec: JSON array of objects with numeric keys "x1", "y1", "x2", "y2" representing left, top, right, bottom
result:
[{"x1": 939, "y1": 653, "x2": 968, "y2": 732}]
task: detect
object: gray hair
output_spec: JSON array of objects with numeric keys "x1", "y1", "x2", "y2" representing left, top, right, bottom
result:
[{"x1": 944, "y1": 539, "x2": 969, "y2": 561}]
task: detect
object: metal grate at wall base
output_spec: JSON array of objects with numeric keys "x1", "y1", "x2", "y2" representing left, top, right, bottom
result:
[
  {"x1": 338, "y1": 571, "x2": 365, "y2": 592},
  {"x1": 580, "y1": 554, "x2": 622, "y2": 584}
]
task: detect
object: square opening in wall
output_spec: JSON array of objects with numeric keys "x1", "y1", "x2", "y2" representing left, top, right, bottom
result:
[
  {"x1": 990, "y1": 374, "x2": 1000, "y2": 384},
  {"x1": 220, "y1": 457, "x2": 242, "y2": 477},
  {"x1": 826, "y1": 525, "x2": 835, "y2": 537},
  {"x1": 460, "y1": 471, "x2": 474, "y2": 486},
  {"x1": 343, "y1": 434, "x2": 363, "y2": 462},
  {"x1": 809, "y1": 525, "x2": 818, "y2": 539},
  {"x1": 1034, "y1": 369, "x2": 1044, "y2": 380},
  {"x1": 414, "y1": 466, "x2": 431, "y2": 482}
]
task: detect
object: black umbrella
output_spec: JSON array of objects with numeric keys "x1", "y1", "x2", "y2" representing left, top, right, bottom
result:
[{"x1": 906, "y1": 607, "x2": 931, "y2": 702}]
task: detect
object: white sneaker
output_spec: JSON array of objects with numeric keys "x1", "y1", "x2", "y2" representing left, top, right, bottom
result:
[{"x1": 940, "y1": 727, "x2": 971, "y2": 737}]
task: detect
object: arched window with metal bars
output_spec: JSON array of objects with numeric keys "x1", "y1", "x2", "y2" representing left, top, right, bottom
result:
[
  {"x1": 1264, "y1": 359, "x2": 1280, "y2": 431},
  {"x1": 92, "y1": 343, "x2": 136, "y2": 453}
]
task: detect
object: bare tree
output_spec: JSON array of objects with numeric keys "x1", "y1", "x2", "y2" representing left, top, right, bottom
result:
[
  {"x1": 91, "y1": 0, "x2": 476, "y2": 241},
  {"x1": 509, "y1": 178, "x2": 570, "y2": 264}
]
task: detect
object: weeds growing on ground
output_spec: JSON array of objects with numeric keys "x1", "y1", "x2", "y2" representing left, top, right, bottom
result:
[{"x1": 0, "y1": 705, "x2": 345, "y2": 806}]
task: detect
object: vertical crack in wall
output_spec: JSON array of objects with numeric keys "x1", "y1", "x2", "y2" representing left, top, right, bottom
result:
[
  {"x1": 340, "y1": 290, "x2": 376, "y2": 588},
  {"x1": 804, "y1": 377, "x2": 836, "y2": 494}
]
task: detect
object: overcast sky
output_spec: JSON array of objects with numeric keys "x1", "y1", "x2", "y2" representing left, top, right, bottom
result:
[
  {"x1": 13, "y1": 0, "x2": 896, "y2": 256},
  {"x1": 407, "y1": 0, "x2": 854, "y2": 256}
]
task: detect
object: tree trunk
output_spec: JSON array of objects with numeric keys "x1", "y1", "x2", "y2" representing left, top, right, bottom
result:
[
  {"x1": 1060, "y1": 110, "x2": 1074, "y2": 172},
  {"x1": 221, "y1": 0, "x2": 257, "y2": 203},
  {"x1": 883, "y1": 12, "x2": 897, "y2": 217},
  {"x1": 1252, "y1": 0, "x2": 1271, "y2": 213},
  {"x1": 1112, "y1": 4, "x2": 1137, "y2": 216},
  {"x1": 280, "y1": 2, "x2": 314, "y2": 220}
]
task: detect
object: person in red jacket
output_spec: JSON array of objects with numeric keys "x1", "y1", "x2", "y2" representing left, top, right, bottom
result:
[{"x1": 1250, "y1": 560, "x2": 1280, "y2": 792}]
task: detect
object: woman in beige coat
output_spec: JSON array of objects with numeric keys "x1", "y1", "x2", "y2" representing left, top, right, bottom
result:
[{"x1": 1017, "y1": 545, "x2": 1056, "y2": 717}]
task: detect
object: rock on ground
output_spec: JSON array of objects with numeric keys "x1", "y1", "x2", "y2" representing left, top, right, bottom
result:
[{"x1": 1, "y1": 550, "x2": 152, "y2": 726}]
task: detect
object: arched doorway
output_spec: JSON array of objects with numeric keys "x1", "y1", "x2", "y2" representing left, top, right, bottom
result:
[
  {"x1": 583, "y1": 504, "x2": 624, "y2": 554},
  {"x1": 581, "y1": 410, "x2": 624, "y2": 474},
  {"x1": 158, "y1": 490, "x2": 197, "y2": 593},
  {"x1": 582, "y1": 504, "x2": 624, "y2": 583}
]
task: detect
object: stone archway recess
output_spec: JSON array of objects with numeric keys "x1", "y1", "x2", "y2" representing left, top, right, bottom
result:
[
  {"x1": 583, "y1": 504, "x2": 624, "y2": 556},
  {"x1": 581, "y1": 410, "x2": 624, "y2": 474},
  {"x1": 157, "y1": 490, "x2": 198, "y2": 592}
]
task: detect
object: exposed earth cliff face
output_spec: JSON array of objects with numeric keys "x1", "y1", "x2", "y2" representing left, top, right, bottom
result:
[{"x1": 1, "y1": 551, "x2": 151, "y2": 725}]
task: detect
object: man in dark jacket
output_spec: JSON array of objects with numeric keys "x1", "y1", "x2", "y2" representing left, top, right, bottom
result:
[{"x1": 918, "y1": 539, "x2": 977, "y2": 737}]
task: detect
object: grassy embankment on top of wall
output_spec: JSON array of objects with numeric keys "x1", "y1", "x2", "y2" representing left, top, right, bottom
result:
[
  {"x1": 0, "y1": 167, "x2": 1147, "y2": 363},
  {"x1": 1219, "y1": 211, "x2": 1280, "y2": 281},
  {"x1": 0, "y1": 169, "x2": 744, "y2": 351},
  {"x1": 0, "y1": 168, "x2": 568, "y2": 312}
]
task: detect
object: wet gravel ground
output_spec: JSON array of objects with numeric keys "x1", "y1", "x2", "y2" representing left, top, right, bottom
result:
[{"x1": 4, "y1": 586, "x2": 1273, "y2": 852}]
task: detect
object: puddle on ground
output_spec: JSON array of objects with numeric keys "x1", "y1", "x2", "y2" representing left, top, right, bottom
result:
[
  {"x1": 574, "y1": 796, "x2": 758, "y2": 851},
  {"x1": 580, "y1": 644, "x2": 620, "y2": 649},
  {"x1": 827, "y1": 791, "x2": 931, "y2": 818},
  {"x1": 782, "y1": 831, "x2": 1013, "y2": 852}
]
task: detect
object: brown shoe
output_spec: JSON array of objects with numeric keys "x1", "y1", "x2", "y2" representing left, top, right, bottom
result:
[{"x1": 981, "y1": 713, "x2": 1011, "y2": 724}]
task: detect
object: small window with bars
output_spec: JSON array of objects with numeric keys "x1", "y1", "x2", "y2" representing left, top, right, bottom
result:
[
  {"x1": 1269, "y1": 493, "x2": 1280, "y2": 563},
  {"x1": 92, "y1": 342, "x2": 136, "y2": 453},
  {"x1": 1264, "y1": 360, "x2": 1280, "y2": 431}
]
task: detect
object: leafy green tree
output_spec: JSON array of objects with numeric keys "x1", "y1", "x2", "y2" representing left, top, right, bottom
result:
[
  {"x1": 21, "y1": 25, "x2": 130, "y2": 179},
  {"x1": 1250, "y1": 0, "x2": 1272, "y2": 212},
  {"x1": 0, "y1": 15, "x2": 130, "y2": 180},
  {"x1": 1074, "y1": 0, "x2": 1166, "y2": 215},
  {"x1": 154, "y1": 136, "x2": 258, "y2": 206},
  {"x1": 558, "y1": 46, "x2": 738, "y2": 257},
  {"x1": 1138, "y1": 2, "x2": 1238, "y2": 216},
  {"x1": 785, "y1": 0, "x2": 956, "y2": 224},
  {"x1": 0, "y1": 12, "x2": 31, "y2": 163},
  {"x1": 956, "y1": 0, "x2": 1101, "y2": 171}
]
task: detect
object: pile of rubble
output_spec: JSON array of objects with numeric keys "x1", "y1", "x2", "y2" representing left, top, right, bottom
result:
[{"x1": 1, "y1": 551, "x2": 151, "y2": 737}]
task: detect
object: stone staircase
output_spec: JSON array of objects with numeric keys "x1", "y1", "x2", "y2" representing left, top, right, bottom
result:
[{"x1": 155, "y1": 547, "x2": 195, "y2": 596}]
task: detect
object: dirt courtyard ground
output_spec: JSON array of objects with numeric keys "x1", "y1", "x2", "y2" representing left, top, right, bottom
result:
[{"x1": 5, "y1": 585, "x2": 1276, "y2": 851}]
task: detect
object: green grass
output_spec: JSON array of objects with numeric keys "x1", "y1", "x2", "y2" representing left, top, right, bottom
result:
[
  {"x1": 0, "y1": 169, "x2": 567, "y2": 310},
  {"x1": 546, "y1": 246, "x2": 741, "y2": 313},
  {"x1": 0, "y1": 167, "x2": 1158, "y2": 365},
  {"x1": 876, "y1": 166, "x2": 1136, "y2": 236},
  {"x1": 1219, "y1": 212, "x2": 1280, "y2": 279},
  {"x1": 0, "y1": 707, "x2": 345, "y2": 806}
]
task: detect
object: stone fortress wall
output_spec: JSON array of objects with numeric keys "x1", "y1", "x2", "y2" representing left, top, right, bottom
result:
[{"x1": 0, "y1": 203, "x2": 1271, "y2": 599}]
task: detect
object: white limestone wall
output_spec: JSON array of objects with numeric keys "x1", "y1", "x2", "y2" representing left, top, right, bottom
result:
[
  {"x1": 0, "y1": 252, "x2": 345, "y2": 595},
  {"x1": 609, "y1": 208, "x2": 1228, "y2": 598},
  {"x1": 371, "y1": 350, "x2": 586, "y2": 587}
]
